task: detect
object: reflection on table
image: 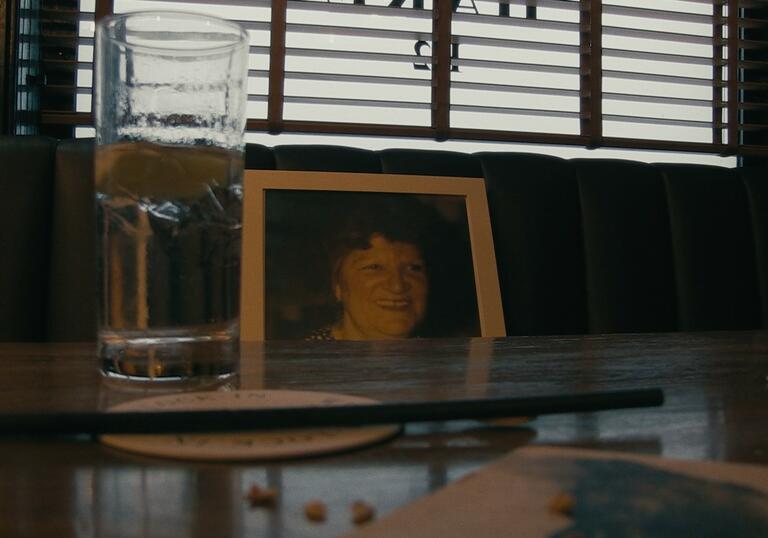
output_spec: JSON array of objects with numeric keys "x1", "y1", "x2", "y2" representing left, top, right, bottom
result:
[{"x1": 0, "y1": 331, "x2": 765, "y2": 537}]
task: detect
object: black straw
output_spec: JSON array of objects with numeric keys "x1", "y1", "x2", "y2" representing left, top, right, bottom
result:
[{"x1": 0, "y1": 388, "x2": 664, "y2": 436}]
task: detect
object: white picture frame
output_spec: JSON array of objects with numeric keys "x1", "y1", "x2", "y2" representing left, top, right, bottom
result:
[{"x1": 240, "y1": 170, "x2": 505, "y2": 341}]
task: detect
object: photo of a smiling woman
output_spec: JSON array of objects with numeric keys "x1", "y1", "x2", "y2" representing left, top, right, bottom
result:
[
  {"x1": 309, "y1": 196, "x2": 433, "y2": 340},
  {"x1": 263, "y1": 191, "x2": 480, "y2": 340}
]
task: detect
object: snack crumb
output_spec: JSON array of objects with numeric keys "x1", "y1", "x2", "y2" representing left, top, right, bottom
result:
[
  {"x1": 304, "y1": 500, "x2": 327, "y2": 522},
  {"x1": 548, "y1": 492, "x2": 575, "y2": 516},
  {"x1": 351, "y1": 500, "x2": 375, "y2": 525},
  {"x1": 245, "y1": 484, "x2": 277, "y2": 508}
]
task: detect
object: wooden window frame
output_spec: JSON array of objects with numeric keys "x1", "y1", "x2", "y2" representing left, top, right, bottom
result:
[{"x1": 18, "y1": 0, "x2": 767, "y2": 159}]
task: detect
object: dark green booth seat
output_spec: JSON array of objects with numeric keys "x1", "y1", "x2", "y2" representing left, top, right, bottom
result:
[
  {"x1": 572, "y1": 158, "x2": 677, "y2": 335},
  {"x1": 2, "y1": 135, "x2": 767, "y2": 341},
  {"x1": 659, "y1": 164, "x2": 762, "y2": 331},
  {"x1": 478, "y1": 152, "x2": 588, "y2": 336},
  {"x1": 273, "y1": 145, "x2": 381, "y2": 173},
  {"x1": 0, "y1": 136, "x2": 57, "y2": 341},
  {"x1": 380, "y1": 148, "x2": 483, "y2": 178}
]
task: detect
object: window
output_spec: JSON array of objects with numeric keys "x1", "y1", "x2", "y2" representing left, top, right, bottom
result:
[{"x1": 7, "y1": 0, "x2": 768, "y2": 164}]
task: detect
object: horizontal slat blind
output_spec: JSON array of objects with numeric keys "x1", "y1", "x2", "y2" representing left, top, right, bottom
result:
[
  {"x1": 601, "y1": 0, "x2": 717, "y2": 145},
  {"x1": 738, "y1": 1, "x2": 768, "y2": 154},
  {"x1": 19, "y1": 0, "x2": 767, "y2": 157},
  {"x1": 281, "y1": 1, "x2": 433, "y2": 128},
  {"x1": 112, "y1": 0, "x2": 272, "y2": 119},
  {"x1": 451, "y1": 0, "x2": 581, "y2": 136},
  {"x1": 70, "y1": 0, "x2": 272, "y2": 135}
]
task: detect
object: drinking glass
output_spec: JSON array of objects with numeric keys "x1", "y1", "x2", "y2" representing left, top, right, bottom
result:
[{"x1": 94, "y1": 11, "x2": 249, "y2": 383}]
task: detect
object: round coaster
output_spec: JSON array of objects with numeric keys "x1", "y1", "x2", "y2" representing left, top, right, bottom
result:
[{"x1": 100, "y1": 389, "x2": 401, "y2": 461}]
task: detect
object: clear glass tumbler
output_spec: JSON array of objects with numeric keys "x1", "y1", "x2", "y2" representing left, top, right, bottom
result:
[{"x1": 94, "y1": 11, "x2": 249, "y2": 383}]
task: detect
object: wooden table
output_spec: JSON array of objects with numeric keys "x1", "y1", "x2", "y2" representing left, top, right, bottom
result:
[{"x1": 0, "y1": 331, "x2": 766, "y2": 537}]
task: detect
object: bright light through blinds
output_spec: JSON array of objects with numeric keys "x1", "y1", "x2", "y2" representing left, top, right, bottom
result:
[
  {"x1": 451, "y1": 0, "x2": 581, "y2": 134},
  {"x1": 74, "y1": 0, "x2": 738, "y2": 165},
  {"x1": 284, "y1": 2, "x2": 433, "y2": 126},
  {"x1": 75, "y1": 2, "x2": 95, "y2": 115},
  {"x1": 601, "y1": 0, "x2": 719, "y2": 144},
  {"x1": 111, "y1": 0, "x2": 272, "y2": 118}
]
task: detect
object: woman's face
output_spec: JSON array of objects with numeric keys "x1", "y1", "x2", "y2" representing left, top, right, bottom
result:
[{"x1": 334, "y1": 234, "x2": 428, "y2": 340}]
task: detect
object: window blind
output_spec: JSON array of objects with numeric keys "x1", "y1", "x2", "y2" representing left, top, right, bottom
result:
[{"x1": 13, "y1": 0, "x2": 768, "y2": 158}]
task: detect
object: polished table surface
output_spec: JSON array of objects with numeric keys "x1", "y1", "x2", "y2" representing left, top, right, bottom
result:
[{"x1": 0, "y1": 331, "x2": 766, "y2": 537}]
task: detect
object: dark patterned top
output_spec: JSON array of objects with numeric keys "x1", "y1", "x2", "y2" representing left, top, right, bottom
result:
[{"x1": 305, "y1": 327, "x2": 335, "y2": 341}]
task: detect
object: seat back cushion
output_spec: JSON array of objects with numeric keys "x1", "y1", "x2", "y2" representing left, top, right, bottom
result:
[
  {"x1": 575, "y1": 159, "x2": 677, "y2": 333},
  {"x1": 245, "y1": 143, "x2": 276, "y2": 170},
  {"x1": 660, "y1": 163, "x2": 761, "y2": 331},
  {"x1": 379, "y1": 148, "x2": 483, "y2": 178},
  {"x1": 273, "y1": 145, "x2": 381, "y2": 173},
  {"x1": 48, "y1": 139, "x2": 97, "y2": 341},
  {"x1": 741, "y1": 165, "x2": 768, "y2": 328},
  {"x1": 479, "y1": 152, "x2": 588, "y2": 335},
  {"x1": 0, "y1": 136, "x2": 57, "y2": 341}
]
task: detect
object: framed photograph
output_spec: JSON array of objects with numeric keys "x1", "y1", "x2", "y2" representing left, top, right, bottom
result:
[{"x1": 240, "y1": 171, "x2": 505, "y2": 341}]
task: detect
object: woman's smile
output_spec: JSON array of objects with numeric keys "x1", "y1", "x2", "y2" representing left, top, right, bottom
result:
[{"x1": 375, "y1": 298, "x2": 412, "y2": 309}]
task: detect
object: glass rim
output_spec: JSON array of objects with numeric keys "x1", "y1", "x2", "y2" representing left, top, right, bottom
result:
[{"x1": 98, "y1": 10, "x2": 249, "y2": 56}]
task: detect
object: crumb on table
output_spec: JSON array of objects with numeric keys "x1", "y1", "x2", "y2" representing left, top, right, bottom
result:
[
  {"x1": 548, "y1": 492, "x2": 575, "y2": 516},
  {"x1": 351, "y1": 500, "x2": 375, "y2": 525},
  {"x1": 245, "y1": 484, "x2": 277, "y2": 508},
  {"x1": 304, "y1": 500, "x2": 327, "y2": 522}
]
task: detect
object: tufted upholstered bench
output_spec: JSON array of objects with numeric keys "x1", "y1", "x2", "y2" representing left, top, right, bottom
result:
[{"x1": 2, "y1": 135, "x2": 766, "y2": 341}]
